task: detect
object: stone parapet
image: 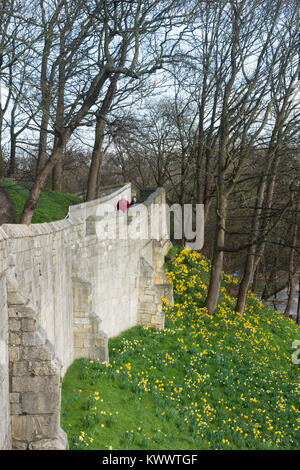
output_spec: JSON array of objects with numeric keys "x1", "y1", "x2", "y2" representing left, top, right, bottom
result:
[
  {"x1": 6, "y1": 277, "x2": 68, "y2": 450},
  {"x1": 0, "y1": 184, "x2": 173, "y2": 450}
]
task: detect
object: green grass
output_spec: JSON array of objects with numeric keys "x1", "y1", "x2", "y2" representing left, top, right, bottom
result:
[
  {"x1": 61, "y1": 247, "x2": 300, "y2": 450},
  {"x1": 61, "y1": 355, "x2": 197, "y2": 450},
  {"x1": 0, "y1": 178, "x2": 83, "y2": 223}
]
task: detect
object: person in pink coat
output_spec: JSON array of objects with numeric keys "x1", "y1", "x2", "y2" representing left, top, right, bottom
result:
[{"x1": 116, "y1": 194, "x2": 130, "y2": 212}]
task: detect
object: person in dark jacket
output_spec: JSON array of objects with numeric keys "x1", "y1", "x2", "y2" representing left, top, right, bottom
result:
[{"x1": 130, "y1": 196, "x2": 138, "y2": 206}]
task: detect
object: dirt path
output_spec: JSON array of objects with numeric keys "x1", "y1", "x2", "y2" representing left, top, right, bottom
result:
[{"x1": 0, "y1": 186, "x2": 16, "y2": 224}]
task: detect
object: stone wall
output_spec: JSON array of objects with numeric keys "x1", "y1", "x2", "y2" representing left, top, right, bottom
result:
[
  {"x1": 7, "y1": 276, "x2": 68, "y2": 450},
  {"x1": 0, "y1": 184, "x2": 172, "y2": 450},
  {"x1": 0, "y1": 273, "x2": 11, "y2": 449}
]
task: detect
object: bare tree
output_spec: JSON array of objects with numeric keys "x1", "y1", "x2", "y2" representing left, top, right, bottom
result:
[
  {"x1": 194, "y1": 0, "x2": 300, "y2": 315},
  {"x1": 283, "y1": 189, "x2": 300, "y2": 317},
  {"x1": 18, "y1": 0, "x2": 188, "y2": 223}
]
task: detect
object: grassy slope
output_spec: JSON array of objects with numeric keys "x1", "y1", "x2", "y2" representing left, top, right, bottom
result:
[
  {"x1": 61, "y1": 246, "x2": 300, "y2": 450},
  {"x1": 0, "y1": 178, "x2": 83, "y2": 223},
  {"x1": 2, "y1": 180, "x2": 297, "y2": 449}
]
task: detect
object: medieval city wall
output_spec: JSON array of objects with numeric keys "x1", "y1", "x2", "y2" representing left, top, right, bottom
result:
[{"x1": 0, "y1": 184, "x2": 172, "y2": 450}]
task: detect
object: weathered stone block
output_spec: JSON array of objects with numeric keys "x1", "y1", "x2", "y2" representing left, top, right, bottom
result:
[
  {"x1": 138, "y1": 314, "x2": 151, "y2": 323},
  {"x1": 9, "y1": 318, "x2": 21, "y2": 331},
  {"x1": 12, "y1": 361, "x2": 29, "y2": 376},
  {"x1": 74, "y1": 317, "x2": 90, "y2": 325},
  {"x1": 74, "y1": 336, "x2": 84, "y2": 348},
  {"x1": 151, "y1": 314, "x2": 160, "y2": 323},
  {"x1": 10, "y1": 393, "x2": 20, "y2": 404},
  {"x1": 9, "y1": 332, "x2": 21, "y2": 346},
  {"x1": 11, "y1": 414, "x2": 59, "y2": 441},
  {"x1": 12, "y1": 375, "x2": 59, "y2": 393},
  {"x1": 89, "y1": 346, "x2": 109, "y2": 362},
  {"x1": 74, "y1": 347, "x2": 89, "y2": 359},
  {"x1": 22, "y1": 392, "x2": 59, "y2": 414},
  {"x1": 10, "y1": 403, "x2": 22, "y2": 415},
  {"x1": 12, "y1": 439, "x2": 28, "y2": 450},
  {"x1": 28, "y1": 360, "x2": 61, "y2": 377},
  {"x1": 8, "y1": 306, "x2": 36, "y2": 319},
  {"x1": 22, "y1": 346, "x2": 53, "y2": 362},
  {"x1": 28, "y1": 428, "x2": 68, "y2": 450},
  {"x1": 73, "y1": 310, "x2": 88, "y2": 318},
  {"x1": 7, "y1": 292, "x2": 25, "y2": 306},
  {"x1": 22, "y1": 332, "x2": 44, "y2": 347},
  {"x1": 140, "y1": 294, "x2": 155, "y2": 303},
  {"x1": 9, "y1": 346, "x2": 20, "y2": 362},
  {"x1": 21, "y1": 319, "x2": 36, "y2": 332}
]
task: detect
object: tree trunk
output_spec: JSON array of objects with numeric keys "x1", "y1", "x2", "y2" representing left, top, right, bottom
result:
[
  {"x1": 196, "y1": 97, "x2": 206, "y2": 205},
  {"x1": 20, "y1": 141, "x2": 68, "y2": 224},
  {"x1": 52, "y1": 27, "x2": 65, "y2": 192},
  {"x1": 86, "y1": 75, "x2": 118, "y2": 201},
  {"x1": 235, "y1": 245, "x2": 256, "y2": 314},
  {"x1": 36, "y1": 106, "x2": 50, "y2": 177},
  {"x1": 86, "y1": 118, "x2": 106, "y2": 201},
  {"x1": 205, "y1": 195, "x2": 227, "y2": 314},
  {"x1": 20, "y1": 67, "x2": 110, "y2": 223},
  {"x1": 0, "y1": 111, "x2": 5, "y2": 177},
  {"x1": 284, "y1": 193, "x2": 300, "y2": 317},
  {"x1": 296, "y1": 276, "x2": 300, "y2": 325},
  {"x1": 8, "y1": 134, "x2": 16, "y2": 177},
  {"x1": 95, "y1": 151, "x2": 104, "y2": 197},
  {"x1": 261, "y1": 280, "x2": 288, "y2": 301},
  {"x1": 284, "y1": 275, "x2": 297, "y2": 318},
  {"x1": 52, "y1": 150, "x2": 63, "y2": 192},
  {"x1": 204, "y1": 198, "x2": 212, "y2": 224},
  {"x1": 235, "y1": 173, "x2": 266, "y2": 313}
]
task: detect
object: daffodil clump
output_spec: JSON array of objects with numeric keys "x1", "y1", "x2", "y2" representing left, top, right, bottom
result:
[{"x1": 61, "y1": 246, "x2": 300, "y2": 450}]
